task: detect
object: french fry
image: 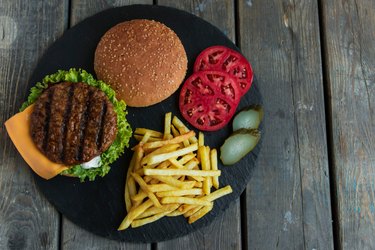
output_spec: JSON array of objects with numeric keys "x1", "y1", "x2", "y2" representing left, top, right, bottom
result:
[
  {"x1": 127, "y1": 176, "x2": 137, "y2": 196},
  {"x1": 125, "y1": 183, "x2": 132, "y2": 212},
  {"x1": 198, "y1": 132, "x2": 204, "y2": 147},
  {"x1": 161, "y1": 197, "x2": 211, "y2": 206},
  {"x1": 125, "y1": 152, "x2": 137, "y2": 212},
  {"x1": 150, "y1": 176, "x2": 196, "y2": 189},
  {"x1": 172, "y1": 116, "x2": 198, "y2": 143},
  {"x1": 140, "y1": 131, "x2": 152, "y2": 144},
  {"x1": 145, "y1": 144, "x2": 181, "y2": 157},
  {"x1": 142, "y1": 131, "x2": 195, "y2": 150},
  {"x1": 210, "y1": 148, "x2": 219, "y2": 189},
  {"x1": 141, "y1": 144, "x2": 180, "y2": 166},
  {"x1": 143, "y1": 176, "x2": 153, "y2": 183},
  {"x1": 204, "y1": 185, "x2": 233, "y2": 202},
  {"x1": 134, "y1": 128, "x2": 163, "y2": 138},
  {"x1": 135, "y1": 207, "x2": 165, "y2": 220},
  {"x1": 182, "y1": 138, "x2": 190, "y2": 147},
  {"x1": 126, "y1": 153, "x2": 136, "y2": 190},
  {"x1": 134, "y1": 135, "x2": 161, "y2": 142},
  {"x1": 134, "y1": 147, "x2": 144, "y2": 171},
  {"x1": 199, "y1": 146, "x2": 211, "y2": 195},
  {"x1": 149, "y1": 178, "x2": 159, "y2": 184},
  {"x1": 148, "y1": 184, "x2": 179, "y2": 192},
  {"x1": 169, "y1": 155, "x2": 197, "y2": 169},
  {"x1": 132, "y1": 200, "x2": 143, "y2": 208},
  {"x1": 163, "y1": 112, "x2": 172, "y2": 140},
  {"x1": 192, "y1": 181, "x2": 203, "y2": 188},
  {"x1": 167, "y1": 210, "x2": 185, "y2": 217},
  {"x1": 131, "y1": 173, "x2": 162, "y2": 208},
  {"x1": 183, "y1": 205, "x2": 202, "y2": 218},
  {"x1": 178, "y1": 204, "x2": 196, "y2": 213},
  {"x1": 205, "y1": 146, "x2": 212, "y2": 190},
  {"x1": 143, "y1": 168, "x2": 221, "y2": 177},
  {"x1": 169, "y1": 118, "x2": 190, "y2": 146},
  {"x1": 178, "y1": 154, "x2": 196, "y2": 165},
  {"x1": 156, "y1": 188, "x2": 203, "y2": 197},
  {"x1": 131, "y1": 211, "x2": 170, "y2": 228},
  {"x1": 184, "y1": 159, "x2": 199, "y2": 170},
  {"x1": 156, "y1": 160, "x2": 171, "y2": 169},
  {"x1": 120, "y1": 113, "x2": 233, "y2": 231},
  {"x1": 118, "y1": 199, "x2": 153, "y2": 230},
  {"x1": 188, "y1": 204, "x2": 213, "y2": 224},
  {"x1": 137, "y1": 204, "x2": 180, "y2": 219},
  {"x1": 131, "y1": 190, "x2": 148, "y2": 202},
  {"x1": 170, "y1": 125, "x2": 180, "y2": 137},
  {"x1": 177, "y1": 186, "x2": 233, "y2": 214},
  {"x1": 189, "y1": 175, "x2": 205, "y2": 182},
  {"x1": 168, "y1": 158, "x2": 185, "y2": 169},
  {"x1": 145, "y1": 143, "x2": 198, "y2": 165},
  {"x1": 171, "y1": 116, "x2": 187, "y2": 130}
]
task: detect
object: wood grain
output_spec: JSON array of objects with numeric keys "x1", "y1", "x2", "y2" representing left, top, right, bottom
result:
[
  {"x1": 4, "y1": 0, "x2": 373, "y2": 248},
  {"x1": 0, "y1": 0, "x2": 68, "y2": 249},
  {"x1": 321, "y1": 0, "x2": 375, "y2": 249},
  {"x1": 70, "y1": 0, "x2": 152, "y2": 26},
  {"x1": 62, "y1": 219, "x2": 151, "y2": 250},
  {"x1": 156, "y1": 0, "x2": 242, "y2": 248},
  {"x1": 238, "y1": 0, "x2": 334, "y2": 249},
  {"x1": 61, "y1": 1, "x2": 152, "y2": 249}
]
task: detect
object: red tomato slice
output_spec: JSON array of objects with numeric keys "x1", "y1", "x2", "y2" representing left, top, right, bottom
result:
[
  {"x1": 193, "y1": 45, "x2": 254, "y2": 96},
  {"x1": 179, "y1": 71, "x2": 240, "y2": 131}
]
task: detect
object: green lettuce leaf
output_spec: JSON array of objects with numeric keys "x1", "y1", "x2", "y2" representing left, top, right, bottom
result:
[{"x1": 21, "y1": 68, "x2": 132, "y2": 181}]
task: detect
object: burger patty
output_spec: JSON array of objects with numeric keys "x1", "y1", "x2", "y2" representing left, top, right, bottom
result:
[{"x1": 30, "y1": 82, "x2": 118, "y2": 165}]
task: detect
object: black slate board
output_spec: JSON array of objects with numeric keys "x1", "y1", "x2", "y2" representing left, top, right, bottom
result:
[{"x1": 28, "y1": 5, "x2": 263, "y2": 242}]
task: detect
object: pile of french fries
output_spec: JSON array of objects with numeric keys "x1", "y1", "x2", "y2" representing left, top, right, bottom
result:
[{"x1": 118, "y1": 113, "x2": 233, "y2": 230}]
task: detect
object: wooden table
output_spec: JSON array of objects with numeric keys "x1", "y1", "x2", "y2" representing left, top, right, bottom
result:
[{"x1": 1, "y1": 1, "x2": 374, "y2": 249}]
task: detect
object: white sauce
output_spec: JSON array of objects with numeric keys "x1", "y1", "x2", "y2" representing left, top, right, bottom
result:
[{"x1": 81, "y1": 156, "x2": 101, "y2": 169}]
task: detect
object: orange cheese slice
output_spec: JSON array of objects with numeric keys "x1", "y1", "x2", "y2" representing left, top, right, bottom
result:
[{"x1": 4, "y1": 105, "x2": 69, "y2": 179}]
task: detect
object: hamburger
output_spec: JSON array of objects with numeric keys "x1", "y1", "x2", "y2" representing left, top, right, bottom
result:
[
  {"x1": 94, "y1": 19, "x2": 188, "y2": 107},
  {"x1": 5, "y1": 69, "x2": 132, "y2": 181}
]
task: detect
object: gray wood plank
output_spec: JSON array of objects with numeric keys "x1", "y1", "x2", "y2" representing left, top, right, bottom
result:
[
  {"x1": 61, "y1": 1, "x2": 152, "y2": 249},
  {"x1": 62, "y1": 219, "x2": 151, "y2": 250},
  {"x1": 238, "y1": 0, "x2": 334, "y2": 249},
  {"x1": 321, "y1": 0, "x2": 375, "y2": 249},
  {"x1": 70, "y1": 0, "x2": 152, "y2": 26},
  {"x1": 158, "y1": 203, "x2": 241, "y2": 249},
  {"x1": 0, "y1": 0, "x2": 68, "y2": 249},
  {"x1": 156, "y1": 0, "x2": 242, "y2": 249}
]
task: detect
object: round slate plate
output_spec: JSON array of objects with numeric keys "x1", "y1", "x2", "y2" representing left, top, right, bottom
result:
[{"x1": 29, "y1": 5, "x2": 263, "y2": 242}]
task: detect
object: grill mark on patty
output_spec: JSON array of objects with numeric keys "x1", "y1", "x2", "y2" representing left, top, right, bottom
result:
[
  {"x1": 42, "y1": 88, "x2": 54, "y2": 152},
  {"x1": 77, "y1": 89, "x2": 92, "y2": 162},
  {"x1": 60, "y1": 84, "x2": 75, "y2": 162},
  {"x1": 30, "y1": 82, "x2": 118, "y2": 165},
  {"x1": 82, "y1": 91, "x2": 109, "y2": 162},
  {"x1": 46, "y1": 84, "x2": 70, "y2": 162},
  {"x1": 96, "y1": 101, "x2": 107, "y2": 150},
  {"x1": 63, "y1": 83, "x2": 90, "y2": 165}
]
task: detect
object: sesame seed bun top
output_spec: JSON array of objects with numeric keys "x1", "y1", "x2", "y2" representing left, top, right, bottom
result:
[{"x1": 94, "y1": 19, "x2": 188, "y2": 107}]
